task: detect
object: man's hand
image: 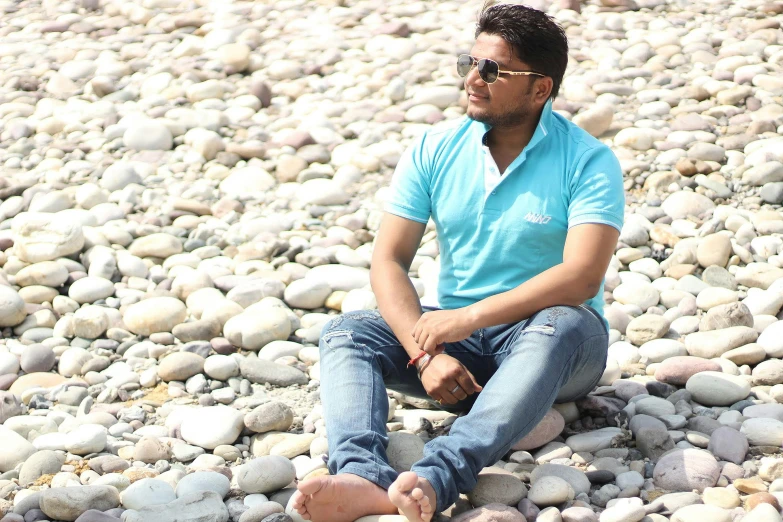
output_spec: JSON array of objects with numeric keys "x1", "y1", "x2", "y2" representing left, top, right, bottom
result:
[
  {"x1": 412, "y1": 309, "x2": 476, "y2": 355},
  {"x1": 419, "y1": 354, "x2": 483, "y2": 405}
]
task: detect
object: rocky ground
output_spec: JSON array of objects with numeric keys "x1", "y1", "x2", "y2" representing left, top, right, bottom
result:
[{"x1": 0, "y1": 0, "x2": 783, "y2": 520}]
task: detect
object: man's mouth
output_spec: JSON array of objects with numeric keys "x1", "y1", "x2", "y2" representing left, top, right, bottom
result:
[{"x1": 468, "y1": 92, "x2": 489, "y2": 101}]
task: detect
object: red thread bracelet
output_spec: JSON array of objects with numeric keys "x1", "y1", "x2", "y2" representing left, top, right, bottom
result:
[{"x1": 407, "y1": 352, "x2": 427, "y2": 368}]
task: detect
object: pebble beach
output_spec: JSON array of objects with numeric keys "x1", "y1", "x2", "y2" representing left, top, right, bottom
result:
[{"x1": 1, "y1": 0, "x2": 783, "y2": 521}]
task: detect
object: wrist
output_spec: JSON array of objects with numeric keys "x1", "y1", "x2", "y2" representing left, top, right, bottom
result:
[
  {"x1": 464, "y1": 304, "x2": 483, "y2": 330},
  {"x1": 416, "y1": 353, "x2": 434, "y2": 377}
]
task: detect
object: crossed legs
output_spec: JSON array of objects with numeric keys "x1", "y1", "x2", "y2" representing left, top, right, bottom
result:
[{"x1": 293, "y1": 306, "x2": 607, "y2": 521}]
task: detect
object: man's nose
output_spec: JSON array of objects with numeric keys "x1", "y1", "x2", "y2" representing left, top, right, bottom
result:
[{"x1": 464, "y1": 64, "x2": 486, "y2": 89}]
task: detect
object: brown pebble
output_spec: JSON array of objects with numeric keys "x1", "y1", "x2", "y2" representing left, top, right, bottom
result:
[
  {"x1": 745, "y1": 492, "x2": 780, "y2": 511},
  {"x1": 734, "y1": 477, "x2": 768, "y2": 494}
]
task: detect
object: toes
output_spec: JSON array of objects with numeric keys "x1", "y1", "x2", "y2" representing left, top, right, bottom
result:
[{"x1": 411, "y1": 488, "x2": 424, "y2": 500}]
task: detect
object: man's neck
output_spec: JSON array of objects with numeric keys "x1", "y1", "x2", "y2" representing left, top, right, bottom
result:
[{"x1": 485, "y1": 106, "x2": 544, "y2": 155}]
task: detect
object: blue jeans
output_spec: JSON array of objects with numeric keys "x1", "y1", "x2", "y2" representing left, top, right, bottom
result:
[{"x1": 318, "y1": 304, "x2": 608, "y2": 512}]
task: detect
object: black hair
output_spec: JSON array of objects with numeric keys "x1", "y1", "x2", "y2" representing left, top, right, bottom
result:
[{"x1": 475, "y1": 2, "x2": 568, "y2": 99}]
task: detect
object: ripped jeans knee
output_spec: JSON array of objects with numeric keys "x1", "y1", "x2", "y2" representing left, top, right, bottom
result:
[{"x1": 322, "y1": 310, "x2": 382, "y2": 334}]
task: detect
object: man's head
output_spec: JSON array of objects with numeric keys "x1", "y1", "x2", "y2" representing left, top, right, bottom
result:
[{"x1": 463, "y1": 2, "x2": 568, "y2": 128}]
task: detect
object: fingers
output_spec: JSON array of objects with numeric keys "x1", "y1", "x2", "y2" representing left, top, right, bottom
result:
[
  {"x1": 449, "y1": 381, "x2": 468, "y2": 401},
  {"x1": 422, "y1": 334, "x2": 441, "y2": 355},
  {"x1": 438, "y1": 388, "x2": 459, "y2": 405},
  {"x1": 456, "y1": 368, "x2": 483, "y2": 394}
]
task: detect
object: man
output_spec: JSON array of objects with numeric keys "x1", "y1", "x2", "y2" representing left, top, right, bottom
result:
[{"x1": 292, "y1": 3, "x2": 624, "y2": 522}]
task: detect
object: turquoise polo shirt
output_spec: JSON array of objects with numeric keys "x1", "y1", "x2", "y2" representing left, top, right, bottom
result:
[{"x1": 384, "y1": 99, "x2": 625, "y2": 321}]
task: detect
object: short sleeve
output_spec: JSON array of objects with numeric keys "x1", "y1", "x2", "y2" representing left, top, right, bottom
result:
[
  {"x1": 568, "y1": 145, "x2": 625, "y2": 232},
  {"x1": 384, "y1": 134, "x2": 432, "y2": 224}
]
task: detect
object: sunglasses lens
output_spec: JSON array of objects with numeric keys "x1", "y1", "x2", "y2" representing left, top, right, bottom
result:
[
  {"x1": 477, "y1": 59, "x2": 498, "y2": 83},
  {"x1": 456, "y1": 54, "x2": 472, "y2": 77}
]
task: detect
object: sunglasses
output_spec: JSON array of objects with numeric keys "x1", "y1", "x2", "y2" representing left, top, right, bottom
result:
[{"x1": 456, "y1": 54, "x2": 545, "y2": 84}]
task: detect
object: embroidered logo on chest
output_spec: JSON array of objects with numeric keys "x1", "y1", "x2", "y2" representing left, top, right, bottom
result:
[{"x1": 524, "y1": 212, "x2": 552, "y2": 224}]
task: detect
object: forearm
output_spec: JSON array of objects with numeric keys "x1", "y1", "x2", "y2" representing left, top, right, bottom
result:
[
  {"x1": 466, "y1": 262, "x2": 600, "y2": 329},
  {"x1": 370, "y1": 260, "x2": 426, "y2": 358}
]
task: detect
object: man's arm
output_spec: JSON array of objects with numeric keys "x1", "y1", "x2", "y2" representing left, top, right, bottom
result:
[
  {"x1": 412, "y1": 223, "x2": 618, "y2": 353},
  {"x1": 466, "y1": 223, "x2": 619, "y2": 328},
  {"x1": 370, "y1": 213, "x2": 428, "y2": 359}
]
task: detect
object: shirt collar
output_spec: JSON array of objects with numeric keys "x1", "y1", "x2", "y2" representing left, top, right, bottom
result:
[{"x1": 477, "y1": 98, "x2": 554, "y2": 152}]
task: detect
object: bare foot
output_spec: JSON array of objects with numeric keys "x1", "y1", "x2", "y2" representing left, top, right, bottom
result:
[
  {"x1": 388, "y1": 471, "x2": 437, "y2": 522},
  {"x1": 291, "y1": 474, "x2": 398, "y2": 522}
]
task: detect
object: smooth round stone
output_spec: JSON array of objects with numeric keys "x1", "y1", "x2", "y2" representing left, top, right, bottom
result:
[
  {"x1": 120, "y1": 478, "x2": 176, "y2": 510},
  {"x1": 599, "y1": 503, "x2": 646, "y2": 522},
  {"x1": 123, "y1": 297, "x2": 187, "y2": 336},
  {"x1": 700, "y1": 302, "x2": 754, "y2": 332},
  {"x1": 697, "y1": 235, "x2": 732, "y2": 268},
  {"x1": 15, "y1": 261, "x2": 69, "y2": 287},
  {"x1": 12, "y1": 213, "x2": 85, "y2": 263},
  {"x1": 615, "y1": 471, "x2": 644, "y2": 490},
  {"x1": 72, "y1": 305, "x2": 109, "y2": 339},
  {"x1": 258, "y1": 341, "x2": 304, "y2": 362},
  {"x1": 670, "y1": 504, "x2": 730, "y2": 522},
  {"x1": 203, "y1": 355, "x2": 239, "y2": 381},
  {"x1": 220, "y1": 167, "x2": 276, "y2": 196},
  {"x1": 175, "y1": 471, "x2": 230, "y2": 499},
  {"x1": 0, "y1": 286, "x2": 27, "y2": 327},
  {"x1": 239, "y1": 503, "x2": 285, "y2": 522},
  {"x1": 304, "y1": 265, "x2": 370, "y2": 292},
  {"x1": 661, "y1": 192, "x2": 716, "y2": 220},
  {"x1": 66, "y1": 424, "x2": 107, "y2": 455},
  {"x1": 684, "y1": 327, "x2": 759, "y2": 359},
  {"x1": 128, "y1": 234, "x2": 183, "y2": 259},
  {"x1": 283, "y1": 279, "x2": 331, "y2": 310},
  {"x1": 653, "y1": 449, "x2": 720, "y2": 493},
  {"x1": 530, "y1": 464, "x2": 591, "y2": 496},
  {"x1": 133, "y1": 436, "x2": 171, "y2": 463},
  {"x1": 39, "y1": 485, "x2": 120, "y2": 521},
  {"x1": 467, "y1": 468, "x2": 527, "y2": 507},
  {"x1": 741, "y1": 418, "x2": 783, "y2": 446},
  {"x1": 374, "y1": 431, "x2": 420, "y2": 474},
  {"x1": 527, "y1": 475, "x2": 573, "y2": 507},
  {"x1": 123, "y1": 120, "x2": 173, "y2": 151},
  {"x1": 59, "y1": 347, "x2": 92, "y2": 377},
  {"x1": 100, "y1": 162, "x2": 143, "y2": 191},
  {"x1": 0, "y1": 351, "x2": 20, "y2": 376},
  {"x1": 640, "y1": 339, "x2": 688, "y2": 363},
  {"x1": 180, "y1": 406, "x2": 244, "y2": 450},
  {"x1": 634, "y1": 396, "x2": 676, "y2": 418},
  {"x1": 8, "y1": 372, "x2": 67, "y2": 395},
  {"x1": 753, "y1": 359, "x2": 783, "y2": 385},
  {"x1": 685, "y1": 371, "x2": 751, "y2": 406},
  {"x1": 708, "y1": 426, "x2": 748, "y2": 465},
  {"x1": 625, "y1": 314, "x2": 670, "y2": 345},
  {"x1": 244, "y1": 402, "x2": 294, "y2": 434},
  {"x1": 18, "y1": 449, "x2": 64, "y2": 485},
  {"x1": 512, "y1": 409, "x2": 565, "y2": 451},
  {"x1": 573, "y1": 104, "x2": 614, "y2": 137},
  {"x1": 236, "y1": 455, "x2": 296, "y2": 494},
  {"x1": 654, "y1": 356, "x2": 722, "y2": 386},
  {"x1": 450, "y1": 504, "x2": 528, "y2": 522},
  {"x1": 565, "y1": 428, "x2": 623, "y2": 453},
  {"x1": 158, "y1": 352, "x2": 204, "y2": 382},
  {"x1": 223, "y1": 308, "x2": 291, "y2": 351},
  {"x1": 68, "y1": 277, "x2": 115, "y2": 304},
  {"x1": 613, "y1": 282, "x2": 660, "y2": 310}
]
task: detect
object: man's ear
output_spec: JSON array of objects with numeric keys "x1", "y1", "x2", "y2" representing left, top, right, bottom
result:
[{"x1": 535, "y1": 77, "x2": 554, "y2": 103}]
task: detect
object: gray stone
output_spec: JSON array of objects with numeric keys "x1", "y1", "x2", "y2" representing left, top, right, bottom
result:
[
  {"x1": 39, "y1": 486, "x2": 120, "y2": 522},
  {"x1": 239, "y1": 357, "x2": 309, "y2": 387},
  {"x1": 244, "y1": 402, "x2": 294, "y2": 434},
  {"x1": 653, "y1": 449, "x2": 720, "y2": 493},
  {"x1": 121, "y1": 491, "x2": 228, "y2": 522},
  {"x1": 19, "y1": 450, "x2": 64, "y2": 485}
]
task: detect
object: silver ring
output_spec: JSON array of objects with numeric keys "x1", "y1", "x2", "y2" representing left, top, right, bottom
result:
[{"x1": 451, "y1": 385, "x2": 461, "y2": 394}]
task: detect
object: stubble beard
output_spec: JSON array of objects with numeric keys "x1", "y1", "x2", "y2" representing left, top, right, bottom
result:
[{"x1": 467, "y1": 100, "x2": 534, "y2": 128}]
